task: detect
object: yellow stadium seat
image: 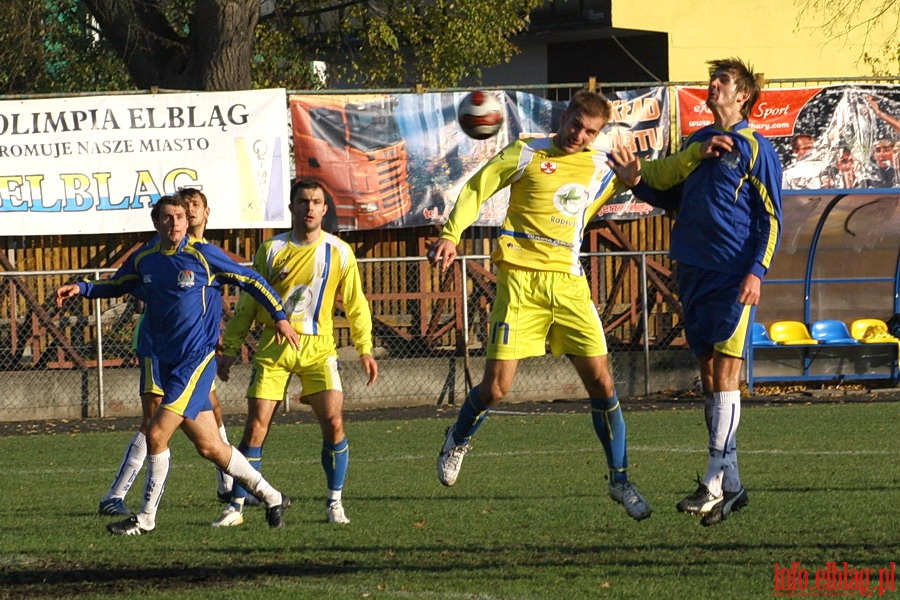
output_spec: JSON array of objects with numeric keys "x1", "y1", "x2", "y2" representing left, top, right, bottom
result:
[
  {"x1": 850, "y1": 318, "x2": 900, "y2": 344},
  {"x1": 768, "y1": 320, "x2": 818, "y2": 345}
]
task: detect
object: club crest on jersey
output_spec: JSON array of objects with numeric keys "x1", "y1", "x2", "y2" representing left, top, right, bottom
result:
[
  {"x1": 177, "y1": 270, "x2": 196, "y2": 288},
  {"x1": 284, "y1": 284, "x2": 313, "y2": 317},
  {"x1": 553, "y1": 184, "x2": 589, "y2": 216},
  {"x1": 540, "y1": 161, "x2": 557, "y2": 174},
  {"x1": 722, "y1": 148, "x2": 741, "y2": 169}
]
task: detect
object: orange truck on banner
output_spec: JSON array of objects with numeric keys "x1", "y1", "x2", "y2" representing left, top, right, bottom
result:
[{"x1": 289, "y1": 94, "x2": 412, "y2": 231}]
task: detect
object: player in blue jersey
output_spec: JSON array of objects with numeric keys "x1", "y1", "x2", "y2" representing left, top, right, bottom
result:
[
  {"x1": 97, "y1": 188, "x2": 235, "y2": 517},
  {"x1": 610, "y1": 58, "x2": 783, "y2": 526},
  {"x1": 214, "y1": 179, "x2": 378, "y2": 527},
  {"x1": 56, "y1": 194, "x2": 300, "y2": 535}
]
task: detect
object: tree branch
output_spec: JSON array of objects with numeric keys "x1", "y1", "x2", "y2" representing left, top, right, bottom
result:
[{"x1": 81, "y1": 0, "x2": 194, "y2": 89}]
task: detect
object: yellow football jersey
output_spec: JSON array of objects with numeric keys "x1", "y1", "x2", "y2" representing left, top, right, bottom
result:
[
  {"x1": 441, "y1": 137, "x2": 701, "y2": 275},
  {"x1": 221, "y1": 231, "x2": 373, "y2": 357}
]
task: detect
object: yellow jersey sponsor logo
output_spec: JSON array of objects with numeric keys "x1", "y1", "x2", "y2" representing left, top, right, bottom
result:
[{"x1": 554, "y1": 184, "x2": 589, "y2": 216}]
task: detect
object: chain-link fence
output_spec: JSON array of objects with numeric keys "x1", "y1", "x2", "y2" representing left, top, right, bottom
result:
[{"x1": 0, "y1": 251, "x2": 696, "y2": 422}]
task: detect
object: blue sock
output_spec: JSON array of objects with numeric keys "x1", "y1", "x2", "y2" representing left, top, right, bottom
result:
[
  {"x1": 322, "y1": 438, "x2": 349, "y2": 492},
  {"x1": 230, "y1": 443, "x2": 262, "y2": 508},
  {"x1": 452, "y1": 386, "x2": 490, "y2": 446},
  {"x1": 591, "y1": 396, "x2": 628, "y2": 483}
]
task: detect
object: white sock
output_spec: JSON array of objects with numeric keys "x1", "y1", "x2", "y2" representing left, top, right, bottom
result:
[
  {"x1": 703, "y1": 390, "x2": 741, "y2": 497},
  {"x1": 103, "y1": 431, "x2": 147, "y2": 501},
  {"x1": 723, "y1": 394, "x2": 742, "y2": 492},
  {"x1": 328, "y1": 490, "x2": 342, "y2": 504},
  {"x1": 216, "y1": 425, "x2": 234, "y2": 494},
  {"x1": 136, "y1": 448, "x2": 170, "y2": 530},
  {"x1": 217, "y1": 471, "x2": 234, "y2": 495},
  {"x1": 703, "y1": 457, "x2": 727, "y2": 497},
  {"x1": 722, "y1": 458, "x2": 742, "y2": 493},
  {"x1": 225, "y1": 446, "x2": 280, "y2": 507},
  {"x1": 723, "y1": 433, "x2": 742, "y2": 493}
]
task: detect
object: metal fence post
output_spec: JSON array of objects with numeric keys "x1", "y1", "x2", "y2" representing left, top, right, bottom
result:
[
  {"x1": 92, "y1": 268, "x2": 106, "y2": 419},
  {"x1": 640, "y1": 253, "x2": 651, "y2": 396}
]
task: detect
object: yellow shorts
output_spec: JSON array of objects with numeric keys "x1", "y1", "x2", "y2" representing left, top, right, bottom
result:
[
  {"x1": 487, "y1": 267, "x2": 608, "y2": 360},
  {"x1": 246, "y1": 329, "x2": 341, "y2": 401}
]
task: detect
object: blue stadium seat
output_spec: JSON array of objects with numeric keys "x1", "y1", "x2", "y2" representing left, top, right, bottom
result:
[
  {"x1": 810, "y1": 320, "x2": 858, "y2": 344},
  {"x1": 751, "y1": 322, "x2": 778, "y2": 346}
]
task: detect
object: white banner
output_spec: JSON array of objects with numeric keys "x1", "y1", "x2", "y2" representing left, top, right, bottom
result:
[{"x1": 0, "y1": 89, "x2": 290, "y2": 236}]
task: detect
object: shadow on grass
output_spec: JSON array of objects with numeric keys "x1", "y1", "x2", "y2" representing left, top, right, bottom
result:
[
  {"x1": 2, "y1": 537, "x2": 887, "y2": 597},
  {"x1": 1, "y1": 562, "x2": 360, "y2": 596}
]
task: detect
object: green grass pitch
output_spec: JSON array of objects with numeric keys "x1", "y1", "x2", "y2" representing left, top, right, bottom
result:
[{"x1": 1, "y1": 401, "x2": 897, "y2": 599}]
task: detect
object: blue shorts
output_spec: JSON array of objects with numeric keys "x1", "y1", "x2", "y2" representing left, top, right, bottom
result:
[
  {"x1": 676, "y1": 263, "x2": 753, "y2": 359},
  {"x1": 139, "y1": 354, "x2": 216, "y2": 397},
  {"x1": 139, "y1": 355, "x2": 164, "y2": 397},
  {"x1": 157, "y1": 349, "x2": 216, "y2": 419}
]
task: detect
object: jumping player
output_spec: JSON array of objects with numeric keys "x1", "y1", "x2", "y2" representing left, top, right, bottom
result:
[{"x1": 610, "y1": 58, "x2": 783, "y2": 526}]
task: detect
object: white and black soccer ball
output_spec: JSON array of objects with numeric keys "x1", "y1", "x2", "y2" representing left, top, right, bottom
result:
[{"x1": 457, "y1": 91, "x2": 505, "y2": 140}]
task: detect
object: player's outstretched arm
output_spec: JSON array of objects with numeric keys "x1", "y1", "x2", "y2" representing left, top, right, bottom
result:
[
  {"x1": 607, "y1": 146, "x2": 642, "y2": 187},
  {"x1": 55, "y1": 284, "x2": 81, "y2": 307}
]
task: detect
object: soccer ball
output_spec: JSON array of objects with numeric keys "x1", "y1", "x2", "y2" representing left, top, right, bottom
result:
[{"x1": 457, "y1": 91, "x2": 504, "y2": 140}]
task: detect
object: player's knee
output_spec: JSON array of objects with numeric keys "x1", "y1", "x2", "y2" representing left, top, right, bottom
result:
[
  {"x1": 195, "y1": 442, "x2": 219, "y2": 461},
  {"x1": 584, "y1": 377, "x2": 615, "y2": 400},
  {"x1": 478, "y1": 381, "x2": 507, "y2": 404},
  {"x1": 244, "y1": 419, "x2": 270, "y2": 442},
  {"x1": 319, "y1": 415, "x2": 344, "y2": 440}
]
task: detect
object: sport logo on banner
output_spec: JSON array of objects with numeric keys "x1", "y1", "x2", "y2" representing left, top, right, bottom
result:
[{"x1": 677, "y1": 84, "x2": 900, "y2": 190}]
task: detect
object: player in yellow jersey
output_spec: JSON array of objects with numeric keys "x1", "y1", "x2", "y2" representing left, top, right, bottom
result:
[
  {"x1": 429, "y1": 90, "x2": 731, "y2": 521},
  {"x1": 214, "y1": 179, "x2": 378, "y2": 526}
]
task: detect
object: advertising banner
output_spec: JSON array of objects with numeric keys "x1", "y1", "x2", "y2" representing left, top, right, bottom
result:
[
  {"x1": 677, "y1": 84, "x2": 900, "y2": 190},
  {"x1": 290, "y1": 87, "x2": 670, "y2": 231},
  {"x1": 0, "y1": 89, "x2": 290, "y2": 236}
]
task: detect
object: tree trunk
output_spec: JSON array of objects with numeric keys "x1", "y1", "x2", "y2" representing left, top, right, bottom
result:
[
  {"x1": 82, "y1": 0, "x2": 258, "y2": 92},
  {"x1": 195, "y1": 0, "x2": 259, "y2": 91}
]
